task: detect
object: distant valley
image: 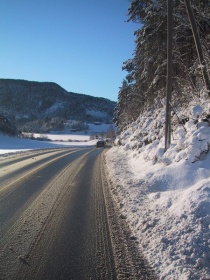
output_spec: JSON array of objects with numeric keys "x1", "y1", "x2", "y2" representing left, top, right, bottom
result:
[{"x1": 0, "y1": 79, "x2": 116, "y2": 135}]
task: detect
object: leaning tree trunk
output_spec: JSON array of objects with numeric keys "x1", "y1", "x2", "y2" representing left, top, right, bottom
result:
[{"x1": 184, "y1": 0, "x2": 210, "y2": 96}]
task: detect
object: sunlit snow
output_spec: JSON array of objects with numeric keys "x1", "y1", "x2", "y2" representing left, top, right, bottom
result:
[
  {"x1": 1, "y1": 108, "x2": 210, "y2": 279},
  {"x1": 0, "y1": 133, "x2": 98, "y2": 155},
  {"x1": 106, "y1": 98, "x2": 210, "y2": 280},
  {"x1": 0, "y1": 123, "x2": 114, "y2": 154}
]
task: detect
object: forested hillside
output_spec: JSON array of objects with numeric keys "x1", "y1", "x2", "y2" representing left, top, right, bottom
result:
[
  {"x1": 115, "y1": 0, "x2": 210, "y2": 133},
  {"x1": 0, "y1": 79, "x2": 116, "y2": 133}
]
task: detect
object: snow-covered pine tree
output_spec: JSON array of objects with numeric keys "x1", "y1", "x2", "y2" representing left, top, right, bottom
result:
[
  {"x1": 114, "y1": 80, "x2": 131, "y2": 133},
  {"x1": 115, "y1": 0, "x2": 210, "y2": 133}
]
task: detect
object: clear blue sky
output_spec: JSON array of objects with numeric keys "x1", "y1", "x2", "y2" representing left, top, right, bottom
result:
[{"x1": 0, "y1": 0, "x2": 138, "y2": 101}]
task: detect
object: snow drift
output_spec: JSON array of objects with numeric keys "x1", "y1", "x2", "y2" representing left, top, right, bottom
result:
[{"x1": 106, "y1": 97, "x2": 210, "y2": 280}]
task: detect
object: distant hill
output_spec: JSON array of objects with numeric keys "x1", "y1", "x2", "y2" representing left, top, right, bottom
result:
[{"x1": 0, "y1": 79, "x2": 116, "y2": 133}]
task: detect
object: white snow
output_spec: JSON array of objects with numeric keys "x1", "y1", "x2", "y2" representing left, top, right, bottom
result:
[
  {"x1": 105, "y1": 98, "x2": 210, "y2": 280},
  {"x1": 0, "y1": 122, "x2": 114, "y2": 155},
  {"x1": 86, "y1": 109, "x2": 107, "y2": 118},
  {"x1": 87, "y1": 123, "x2": 116, "y2": 133},
  {"x1": 1, "y1": 103, "x2": 210, "y2": 279},
  {"x1": 0, "y1": 133, "x2": 97, "y2": 155},
  {"x1": 45, "y1": 102, "x2": 64, "y2": 114},
  {"x1": 32, "y1": 133, "x2": 90, "y2": 141}
]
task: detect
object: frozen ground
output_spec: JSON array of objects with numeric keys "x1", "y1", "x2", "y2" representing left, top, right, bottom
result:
[
  {"x1": 105, "y1": 99, "x2": 210, "y2": 280},
  {"x1": 0, "y1": 133, "x2": 97, "y2": 155},
  {"x1": 31, "y1": 133, "x2": 90, "y2": 142},
  {"x1": 0, "y1": 123, "x2": 114, "y2": 155}
]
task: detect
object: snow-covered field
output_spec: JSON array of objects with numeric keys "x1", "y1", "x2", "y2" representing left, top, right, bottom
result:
[
  {"x1": 0, "y1": 134, "x2": 97, "y2": 155},
  {"x1": 32, "y1": 133, "x2": 91, "y2": 142},
  {"x1": 0, "y1": 123, "x2": 114, "y2": 155},
  {"x1": 105, "y1": 99, "x2": 210, "y2": 280}
]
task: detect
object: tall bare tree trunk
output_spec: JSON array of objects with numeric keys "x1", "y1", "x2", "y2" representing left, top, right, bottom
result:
[{"x1": 184, "y1": 0, "x2": 210, "y2": 96}]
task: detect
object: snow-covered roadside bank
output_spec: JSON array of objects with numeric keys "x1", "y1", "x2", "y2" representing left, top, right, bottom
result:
[{"x1": 105, "y1": 100, "x2": 210, "y2": 280}]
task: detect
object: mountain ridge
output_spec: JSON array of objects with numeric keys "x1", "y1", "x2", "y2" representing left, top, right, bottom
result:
[{"x1": 0, "y1": 79, "x2": 116, "y2": 133}]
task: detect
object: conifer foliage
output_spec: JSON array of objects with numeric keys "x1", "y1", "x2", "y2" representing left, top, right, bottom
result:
[{"x1": 115, "y1": 0, "x2": 210, "y2": 132}]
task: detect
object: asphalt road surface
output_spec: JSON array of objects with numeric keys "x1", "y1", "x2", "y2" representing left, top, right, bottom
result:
[{"x1": 0, "y1": 147, "x2": 155, "y2": 280}]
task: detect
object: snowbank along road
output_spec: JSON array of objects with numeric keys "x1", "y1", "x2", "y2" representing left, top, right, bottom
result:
[{"x1": 0, "y1": 147, "x2": 155, "y2": 279}]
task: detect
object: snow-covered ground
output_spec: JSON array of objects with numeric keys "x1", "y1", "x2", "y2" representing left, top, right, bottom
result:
[
  {"x1": 32, "y1": 133, "x2": 90, "y2": 142},
  {"x1": 105, "y1": 99, "x2": 210, "y2": 280},
  {"x1": 0, "y1": 134, "x2": 97, "y2": 155},
  {"x1": 0, "y1": 122, "x2": 114, "y2": 155},
  {"x1": 87, "y1": 122, "x2": 116, "y2": 133}
]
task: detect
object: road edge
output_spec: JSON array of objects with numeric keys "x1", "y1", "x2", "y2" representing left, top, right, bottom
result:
[{"x1": 101, "y1": 150, "x2": 157, "y2": 280}]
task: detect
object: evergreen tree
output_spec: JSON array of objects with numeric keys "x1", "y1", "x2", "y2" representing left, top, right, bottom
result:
[{"x1": 115, "y1": 0, "x2": 210, "y2": 131}]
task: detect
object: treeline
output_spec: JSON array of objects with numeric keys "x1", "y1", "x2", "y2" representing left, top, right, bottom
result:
[{"x1": 115, "y1": 0, "x2": 210, "y2": 133}]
